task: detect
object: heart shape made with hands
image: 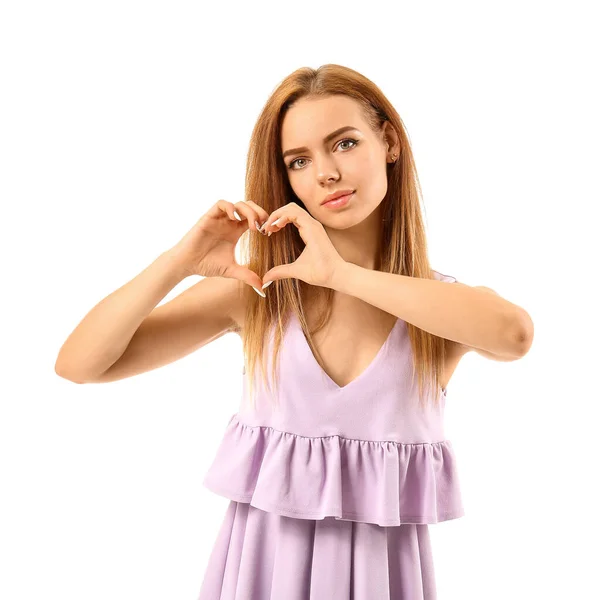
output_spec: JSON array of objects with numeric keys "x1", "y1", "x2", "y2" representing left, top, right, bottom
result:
[{"x1": 258, "y1": 202, "x2": 346, "y2": 290}]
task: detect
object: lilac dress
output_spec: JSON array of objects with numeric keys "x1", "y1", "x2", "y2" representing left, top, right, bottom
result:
[{"x1": 198, "y1": 270, "x2": 464, "y2": 599}]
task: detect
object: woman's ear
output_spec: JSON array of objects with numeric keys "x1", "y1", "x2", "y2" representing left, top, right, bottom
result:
[{"x1": 381, "y1": 120, "x2": 400, "y2": 161}]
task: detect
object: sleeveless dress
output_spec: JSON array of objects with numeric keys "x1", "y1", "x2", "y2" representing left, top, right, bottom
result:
[{"x1": 198, "y1": 270, "x2": 464, "y2": 599}]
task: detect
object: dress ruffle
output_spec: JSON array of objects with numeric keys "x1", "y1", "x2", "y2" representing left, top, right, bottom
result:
[{"x1": 203, "y1": 414, "x2": 465, "y2": 527}]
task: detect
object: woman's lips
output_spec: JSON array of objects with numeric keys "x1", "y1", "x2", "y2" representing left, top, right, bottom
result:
[{"x1": 322, "y1": 191, "x2": 354, "y2": 208}]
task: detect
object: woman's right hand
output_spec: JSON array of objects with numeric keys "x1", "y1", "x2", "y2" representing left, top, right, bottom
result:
[{"x1": 168, "y1": 199, "x2": 270, "y2": 290}]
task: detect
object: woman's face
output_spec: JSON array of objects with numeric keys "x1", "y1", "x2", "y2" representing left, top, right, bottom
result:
[{"x1": 280, "y1": 95, "x2": 398, "y2": 229}]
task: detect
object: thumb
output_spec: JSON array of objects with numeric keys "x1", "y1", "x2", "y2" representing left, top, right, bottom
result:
[
  {"x1": 225, "y1": 264, "x2": 265, "y2": 296},
  {"x1": 262, "y1": 264, "x2": 293, "y2": 287}
]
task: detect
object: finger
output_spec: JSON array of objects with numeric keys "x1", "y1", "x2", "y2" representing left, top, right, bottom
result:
[
  {"x1": 212, "y1": 199, "x2": 244, "y2": 222},
  {"x1": 261, "y1": 202, "x2": 306, "y2": 232},
  {"x1": 243, "y1": 200, "x2": 270, "y2": 231},
  {"x1": 268, "y1": 215, "x2": 287, "y2": 231},
  {"x1": 225, "y1": 264, "x2": 266, "y2": 297},
  {"x1": 212, "y1": 200, "x2": 252, "y2": 234},
  {"x1": 233, "y1": 201, "x2": 268, "y2": 234},
  {"x1": 262, "y1": 263, "x2": 294, "y2": 286},
  {"x1": 261, "y1": 210, "x2": 285, "y2": 233},
  {"x1": 262, "y1": 206, "x2": 306, "y2": 234}
]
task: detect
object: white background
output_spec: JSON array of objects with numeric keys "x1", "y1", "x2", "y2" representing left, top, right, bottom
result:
[{"x1": 2, "y1": 1, "x2": 595, "y2": 598}]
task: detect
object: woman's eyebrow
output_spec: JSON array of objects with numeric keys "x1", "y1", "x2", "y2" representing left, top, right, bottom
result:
[{"x1": 282, "y1": 126, "x2": 360, "y2": 159}]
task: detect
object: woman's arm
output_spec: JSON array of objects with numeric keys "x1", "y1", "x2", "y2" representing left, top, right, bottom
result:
[{"x1": 55, "y1": 250, "x2": 188, "y2": 382}]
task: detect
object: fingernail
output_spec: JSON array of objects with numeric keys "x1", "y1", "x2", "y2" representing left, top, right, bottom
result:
[
  {"x1": 271, "y1": 218, "x2": 282, "y2": 226},
  {"x1": 233, "y1": 211, "x2": 243, "y2": 221},
  {"x1": 254, "y1": 220, "x2": 261, "y2": 230},
  {"x1": 251, "y1": 286, "x2": 266, "y2": 297},
  {"x1": 262, "y1": 281, "x2": 273, "y2": 289}
]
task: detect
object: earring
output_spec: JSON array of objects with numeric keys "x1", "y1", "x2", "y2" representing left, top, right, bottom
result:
[{"x1": 392, "y1": 153, "x2": 397, "y2": 161}]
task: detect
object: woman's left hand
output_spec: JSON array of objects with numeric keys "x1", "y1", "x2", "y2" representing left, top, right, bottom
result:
[{"x1": 260, "y1": 202, "x2": 346, "y2": 289}]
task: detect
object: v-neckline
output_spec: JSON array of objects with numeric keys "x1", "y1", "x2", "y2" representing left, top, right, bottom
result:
[{"x1": 290, "y1": 311, "x2": 400, "y2": 391}]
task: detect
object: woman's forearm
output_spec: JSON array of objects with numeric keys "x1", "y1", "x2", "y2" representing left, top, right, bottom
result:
[{"x1": 54, "y1": 250, "x2": 188, "y2": 381}]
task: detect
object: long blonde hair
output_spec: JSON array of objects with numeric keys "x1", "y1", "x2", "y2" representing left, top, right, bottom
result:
[{"x1": 233, "y1": 64, "x2": 451, "y2": 411}]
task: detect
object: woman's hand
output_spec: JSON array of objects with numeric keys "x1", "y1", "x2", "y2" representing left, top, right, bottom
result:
[
  {"x1": 168, "y1": 199, "x2": 269, "y2": 292},
  {"x1": 259, "y1": 202, "x2": 346, "y2": 289}
]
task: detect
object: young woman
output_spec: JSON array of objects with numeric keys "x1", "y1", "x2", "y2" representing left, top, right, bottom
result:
[{"x1": 56, "y1": 64, "x2": 534, "y2": 599}]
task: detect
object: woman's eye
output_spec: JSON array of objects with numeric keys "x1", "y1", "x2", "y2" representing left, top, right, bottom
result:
[
  {"x1": 338, "y1": 139, "x2": 356, "y2": 151},
  {"x1": 289, "y1": 158, "x2": 307, "y2": 170},
  {"x1": 287, "y1": 138, "x2": 359, "y2": 171}
]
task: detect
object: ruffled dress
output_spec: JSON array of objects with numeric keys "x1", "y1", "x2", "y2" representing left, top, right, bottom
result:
[{"x1": 198, "y1": 270, "x2": 464, "y2": 599}]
